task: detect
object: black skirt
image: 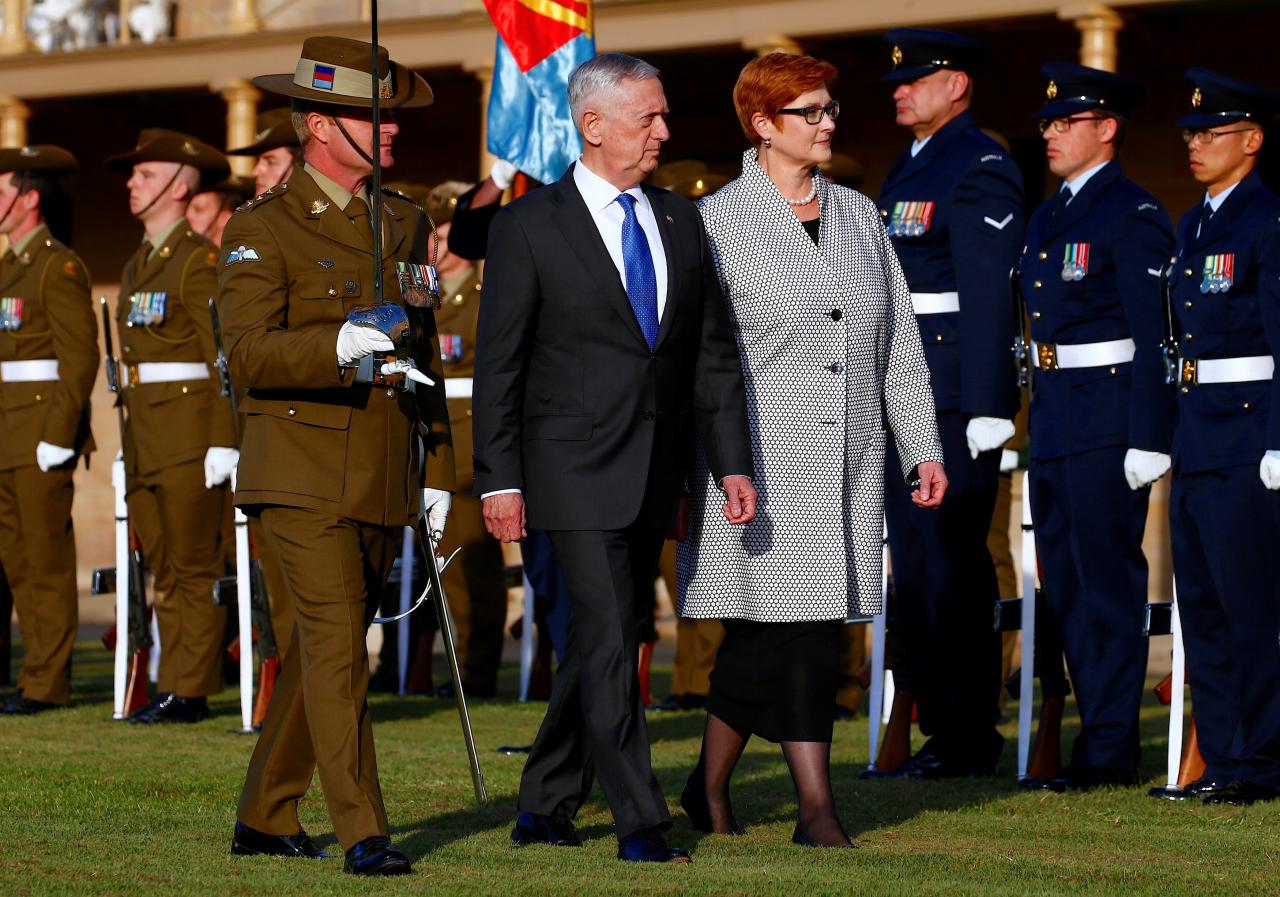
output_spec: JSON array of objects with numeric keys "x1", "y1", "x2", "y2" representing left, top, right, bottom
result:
[{"x1": 707, "y1": 619, "x2": 841, "y2": 744}]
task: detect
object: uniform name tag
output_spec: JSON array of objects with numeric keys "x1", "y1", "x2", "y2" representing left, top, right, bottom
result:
[
  {"x1": 0, "y1": 297, "x2": 23, "y2": 331},
  {"x1": 128, "y1": 292, "x2": 167, "y2": 326},
  {"x1": 1061, "y1": 243, "x2": 1090, "y2": 281},
  {"x1": 439, "y1": 332, "x2": 464, "y2": 364},
  {"x1": 887, "y1": 200, "x2": 935, "y2": 237},
  {"x1": 396, "y1": 261, "x2": 439, "y2": 309},
  {"x1": 1201, "y1": 253, "x2": 1234, "y2": 294}
]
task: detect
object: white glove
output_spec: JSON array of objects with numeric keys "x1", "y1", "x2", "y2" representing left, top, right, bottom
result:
[
  {"x1": 35, "y1": 441, "x2": 75, "y2": 472},
  {"x1": 966, "y1": 417, "x2": 1015, "y2": 459},
  {"x1": 1123, "y1": 448, "x2": 1171, "y2": 490},
  {"x1": 380, "y1": 357, "x2": 435, "y2": 387},
  {"x1": 1000, "y1": 448, "x2": 1019, "y2": 473},
  {"x1": 489, "y1": 158, "x2": 518, "y2": 191},
  {"x1": 336, "y1": 321, "x2": 395, "y2": 366},
  {"x1": 421, "y1": 487, "x2": 452, "y2": 537},
  {"x1": 1261, "y1": 451, "x2": 1280, "y2": 491},
  {"x1": 204, "y1": 446, "x2": 240, "y2": 489}
]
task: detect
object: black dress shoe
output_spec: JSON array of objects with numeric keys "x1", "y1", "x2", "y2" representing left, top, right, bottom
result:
[
  {"x1": 130, "y1": 694, "x2": 209, "y2": 724},
  {"x1": 231, "y1": 821, "x2": 331, "y2": 858},
  {"x1": 648, "y1": 694, "x2": 685, "y2": 711},
  {"x1": 876, "y1": 749, "x2": 994, "y2": 781},
  {"x1": 1203, "y1": 780, "x2": 1280, "y2": 806},
  {"x1": 617, "y1": 827, "x2": 691, "y2": 863},
  {"x1": 1148, "y1": 776, "x2": 1233, "y2": 801},
  {"x1": 680, "y1": 775, "x2": 744, "y2": 835},
  {"x1": 510, "y1": 811, "x2": 581, "y2": 847},
  {"x1": 1028, "y1": 764, "x2": 1138, "y2": 793},
  {"x1": 125, "y1": 692, "x2": 172, "y2": 722},
  {"x1": 1, "y1": 696, "x2": 60, "y2": 715},
  {"x1": 791, "y1": 824, "x2": 855, "y2": 849},
  {"x1": 343, "y1": 836, "x2": 411, "y2": 875}
]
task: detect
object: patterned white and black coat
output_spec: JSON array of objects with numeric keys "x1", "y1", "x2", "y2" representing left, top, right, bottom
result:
[{"x1": 677, "y1": 150, "x2": 943, "y2": 622}]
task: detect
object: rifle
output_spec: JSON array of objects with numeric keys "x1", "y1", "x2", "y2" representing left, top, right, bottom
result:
[
  {"x1": 1010, "y1": 266, "x2": 1031, "y2": 389},
  {"x1": 99, "y1": 296, "x2": 151, "y2": 718}
]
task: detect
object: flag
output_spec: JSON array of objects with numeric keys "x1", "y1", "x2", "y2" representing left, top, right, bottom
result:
[{"x1": 483, "y1": 1, "x2": 595, "y2": 186}]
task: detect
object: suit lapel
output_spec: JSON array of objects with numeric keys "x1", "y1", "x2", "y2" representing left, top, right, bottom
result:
[
  {"x1": 294, "y1": 170, "x2": 373, "y2": 255},
  {"x1": 1194, "y1": 171, "x2": 1259, "y2": 252},
  {"x1": 646, "y1": 186, "x2": 681, "y2": 350},
  {"x1": 549, "y1": 167, "x2": 648, "y2": 347},
  {"x1": 380, "y1": 195, "x2": 407, "y2": 259}
]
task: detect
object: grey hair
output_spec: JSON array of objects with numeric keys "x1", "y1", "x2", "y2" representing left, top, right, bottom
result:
[{"x1": 567, "y1": 53, "x2": 661, "y2": 129}]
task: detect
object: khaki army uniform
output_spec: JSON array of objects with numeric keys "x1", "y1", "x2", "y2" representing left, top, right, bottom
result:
[
  {"x1": 436, "y1": 264, "x2": 506, "y2": 694},
  {"x1": 118, "y1": 217, "x2": 236, "y2": 698},
  {"x1": 0, "y1": 225, "x2": 96, "y2": 704},
  {"x1": 223, "y1": 165, "x2": 453, "y2": 850}
]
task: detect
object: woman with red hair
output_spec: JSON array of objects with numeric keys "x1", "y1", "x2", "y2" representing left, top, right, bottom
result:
[{"x1": 677, "y1": 53, "x2": 946, "y2": 848}]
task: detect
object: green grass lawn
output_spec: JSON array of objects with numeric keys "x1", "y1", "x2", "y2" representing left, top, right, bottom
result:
[{"x1": 0, "y1": 642, "x2": 1276, "y2": 897}]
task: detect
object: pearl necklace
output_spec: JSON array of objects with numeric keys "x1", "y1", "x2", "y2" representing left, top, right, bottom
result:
[{"x1": 784, "y1": 173, "x2": 818, "y2": 206}]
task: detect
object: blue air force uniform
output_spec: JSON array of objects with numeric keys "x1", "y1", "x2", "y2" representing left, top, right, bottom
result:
[
  {"x1": 1164, "y1": 70, "x2": 1280, "y2": 801},
  {"x1": 1017, "y1": 64, "x2": 1175, "y2": 781},
  {"x1": 878, "y1": 30, "x2": 1024, "y2": 772}
]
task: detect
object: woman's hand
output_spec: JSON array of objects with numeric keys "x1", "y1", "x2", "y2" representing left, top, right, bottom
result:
[
  {"x1": 720, "y1": 475, "x2": 758, "y2": 525},
  {"x1": 911, "y1": 461, "x2": 947, "y2": 509}
]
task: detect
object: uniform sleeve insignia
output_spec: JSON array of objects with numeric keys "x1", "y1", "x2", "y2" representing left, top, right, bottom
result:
[{"x1": 224, "y1": 245, "x2": 261, "y2": 265}]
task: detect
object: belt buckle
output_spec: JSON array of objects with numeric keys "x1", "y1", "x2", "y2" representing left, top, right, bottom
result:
[
  {"x1": 1037, "y1": 342, "x2": 1059, "y2": 371},
  {"x1": 1180, "y1": 358, "x2": 1198, "y2": 386},
  {"x1": 126, "y1": 363, "x2": 140, "y2": 389}
]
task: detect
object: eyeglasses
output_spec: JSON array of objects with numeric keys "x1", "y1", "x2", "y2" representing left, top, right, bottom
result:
[
  {"x1": 776, "y1": 100, "x2": 840, "y2": 125},
  {"x1": 1038, "y1": 115, "x2": 1107, "y2": 134},
  {"x1": 1181, "y1": 127, "x2": 1255, "y2": 146}
]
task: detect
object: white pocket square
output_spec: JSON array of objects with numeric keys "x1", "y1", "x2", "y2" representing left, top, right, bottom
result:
[{"x1": 983, "y1": 213, "x2": 1014, "y2": 230}]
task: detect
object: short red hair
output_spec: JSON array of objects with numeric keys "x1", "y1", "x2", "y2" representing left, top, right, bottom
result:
[{"x1": 733, "y1": 53, "x2": 838, "y2": 147}]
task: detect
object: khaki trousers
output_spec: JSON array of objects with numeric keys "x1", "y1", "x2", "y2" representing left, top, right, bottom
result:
[
  {"x1": 0, "y1": 465, "x2": 78, "y2": 704},
  {"x1": 237, "y1": 507, "x2": 399, "y2": 850},
  {"x1": 127, "y1": 459, "x2": 228, "y2": 697}
]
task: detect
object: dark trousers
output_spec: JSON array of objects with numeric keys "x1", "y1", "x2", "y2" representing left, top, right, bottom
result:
[
  {"x1": 516, "y1": 521, "x2": 669, "y2": 839},
  {"x1": 521, "y1": 528, "x2": 573, "y2": 661},
  {"x1": 1172, "y1": 466, "x2": 1280, "y2": 788},
  {"x1": 885, "y1": 410, "x2": 1003, "y2": 767},
  {"x1": 1030, "y1": 446, "x2": 1150, "y2": 771},
  {"x1": 238, "y1": 507, "x2": 399, "y2": 850}
]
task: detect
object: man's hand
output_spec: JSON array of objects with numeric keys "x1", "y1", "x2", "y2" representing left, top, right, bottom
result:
[
  {"x1": 483, "y1": 492, "x2": 527, "y2": 543},
  {"x1": 1124, "y1": 448, "x2": 1171, "y2": 490},
  {"x1": 721, "y1": 475, "x2": 757, "y2": 525},
  {"x1": 421, "y1": 487, "x2": 452, "y2": 536},
  {"x1": 965, "y1": 417, "x2": 1015, "y2": 459},
  {"x1": 336, "y1": 321, "x2": 394, "y2": 366},
  {"x1": 35, "y1": 441, "x2": 75, "y2": 472},
  {"x1": 203, "y1": 446, "x2": 239, "y2": 489},
  {"x1": 912, "y1": 461, "x2": 948, "y2": 509}
]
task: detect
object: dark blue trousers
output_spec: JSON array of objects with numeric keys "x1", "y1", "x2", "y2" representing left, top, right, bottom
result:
[
  {"x1": 1030, "y1": 445, "x2": 1150, "y2": 772},
  {"x1": 1172, "y1": 465, "x2": 1280, "y2": 788},
  {"x1": 885, "y1": 410, "x2": 1004, "y2": 767}
]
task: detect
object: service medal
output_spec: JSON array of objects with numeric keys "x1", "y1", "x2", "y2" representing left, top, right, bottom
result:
[
  {"x1": 438, "y1": 333, "x2": 464, "y2": 365},
  {"x1": 127, "y1": 292, "x2": 167, "y2": 327},
  {"x1": 0, "y1": 296, "x2": 23, "y2": 331},
  {"x1": 1061, "y1": 243, "x2": 1089, "y2": 282},
  {"x1": 396, "y1": 261, "x2": 440, "y2": 309},
  {"x1": 886, "y1": 200, "x2": 935, "y2": 237},
  {"x1": 1200, "y1": 253, "x2": 1234, "y2": 294}
]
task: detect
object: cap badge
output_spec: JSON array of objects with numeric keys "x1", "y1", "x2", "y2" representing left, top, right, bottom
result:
[
  {"x1": 379, "y1": 82, "x2": 393, "y2": 99},
  {"x1": 891, "y1": 45, "x2": 903, "y2": 67},
  {"x1": 182, "y1": 141, "x2": 199, "y2": 157},
  {"x1": 19, "y1": 146, "x2": 37, "y2": 157},
  {"x1": 1046, "y1": 80, "x2": 1057, "y2": 100},
  {"x1": 310, "y1": 199, "x2": 330, "y2": 215},
  {"x1": 1192, "y1": 87, "x2": 1202, "y2": 108}
]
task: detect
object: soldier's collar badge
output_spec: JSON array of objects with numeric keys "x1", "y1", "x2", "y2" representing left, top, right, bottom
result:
[{"x1": 310, "y1": 199, "x2": 330, "y2": 215}]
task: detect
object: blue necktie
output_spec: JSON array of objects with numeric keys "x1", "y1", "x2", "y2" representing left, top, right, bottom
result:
[{"x1": 616, "y1": 193, "x2": 659, "y2": 349}]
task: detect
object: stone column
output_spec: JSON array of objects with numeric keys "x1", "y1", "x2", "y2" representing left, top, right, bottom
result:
[
  {"x1": 221, "y1": 80, "x2": 261, "y2": 178},
  {"x1": 228, "y1": 0, "x2": 263, "y2": 35},
  {"x1": 0, "y1": 0, "x2": 29, "y2": 55},
  {"x1": 0, "y1": 96, "x2": 29, "y2": 148},
  {"x1": 1060, "y1": 4, "x2": 1123, "y2": 72},
  {"x1": 743, "y1": 34, "x2": 802, "y2": 57},
  {"x1": 118, "y1": 0, "x2": 133, "y2": 45},
  {"x1": 466, "y1": 61, "x2": 497, "y2": 181}
]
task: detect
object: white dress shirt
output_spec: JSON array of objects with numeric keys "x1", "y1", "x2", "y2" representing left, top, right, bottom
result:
[
  {"x1": 572, "y1": 158, "x2": 669, "y2": 320},
  {"x1": 910, "y1": 135, "x2": 932, "y2": 158},
  {"x1": 481, "y1": 159, "x2": 671, "y2": 500}
]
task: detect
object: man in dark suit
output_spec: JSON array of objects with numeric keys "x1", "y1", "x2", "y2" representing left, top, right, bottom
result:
[{"x1": 473, "y1": 53, "x2": 756, "y2": 864}]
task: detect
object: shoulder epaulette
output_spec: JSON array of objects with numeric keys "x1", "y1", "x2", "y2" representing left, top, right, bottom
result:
[{"x1": 236, "y1": 183, "x2": 290, "y2": 213}]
